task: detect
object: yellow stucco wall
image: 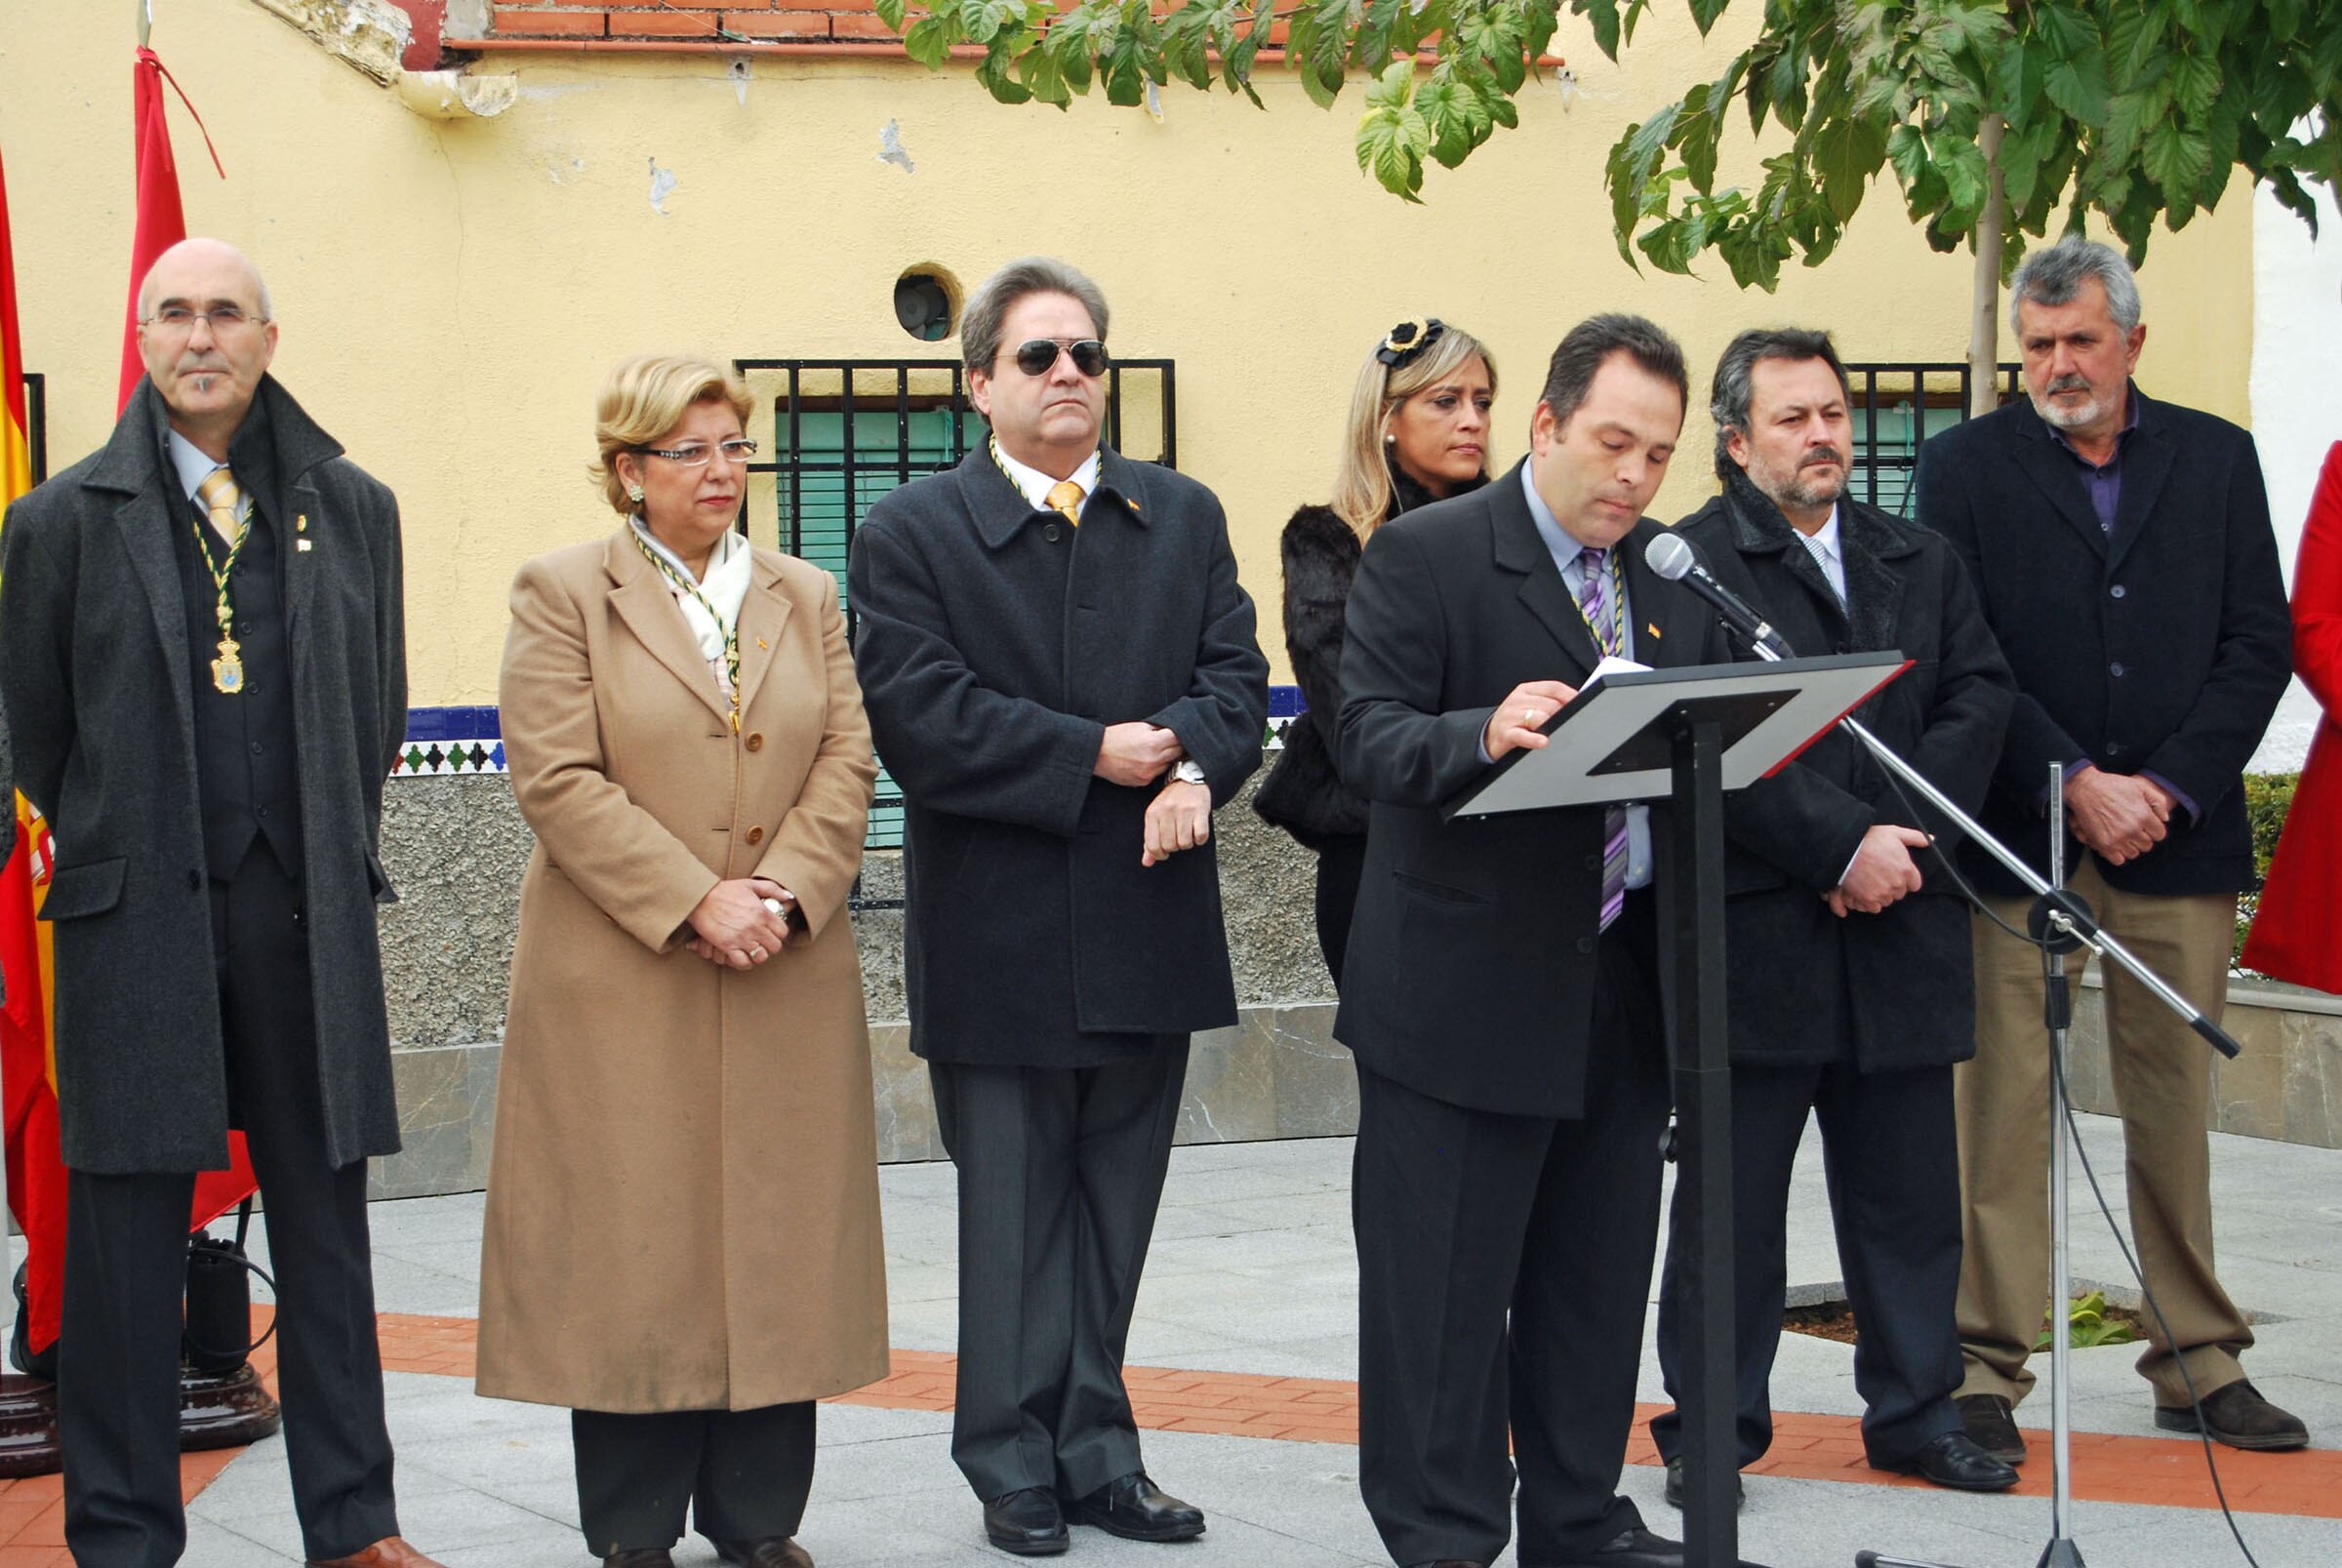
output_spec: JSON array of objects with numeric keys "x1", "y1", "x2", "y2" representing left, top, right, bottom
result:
[{"x1": 0, "y1": 0, "x2": 2255, "y2": 700}]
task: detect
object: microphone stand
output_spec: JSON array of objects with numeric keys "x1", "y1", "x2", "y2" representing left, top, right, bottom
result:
[{"x1": 1719, "y1": 638, "x2": 2241, "y2": 1568}]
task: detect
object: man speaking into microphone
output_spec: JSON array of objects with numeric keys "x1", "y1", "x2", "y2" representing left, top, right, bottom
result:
[
  {"x1": 1643, "y1": 328, "x2": 2019, "y2": 1503},
  {"x1": 1336, "y1": 314, "x2": 1728, "y2": 1568}
]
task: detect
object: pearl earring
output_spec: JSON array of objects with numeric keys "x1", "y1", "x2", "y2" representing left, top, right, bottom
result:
[
  {"x1": 627, "y1": 485, "x2": 645, "y2": 503},
  {"x1": 1384, "y1": 432, "x2": 1395, "y2": 445}
]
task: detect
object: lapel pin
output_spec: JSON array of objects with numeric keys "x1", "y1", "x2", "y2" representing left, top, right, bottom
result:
[
  {"x1": 298, "y1": 539, "x2": 314, "y2": 552},
  {"x1": 1646, "y1": 622, "x2": 1662, "y2": 638},
  {"x1": 756, "y1": 638, "x2": 769, "y2": 650},
  {"x1": 296, "y1": 514, "x2": 308, "y2": 532}
]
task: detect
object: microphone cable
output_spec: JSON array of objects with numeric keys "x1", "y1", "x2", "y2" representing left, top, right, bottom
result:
[{"x1": 1857, "y1": 750, "x2": 2271, "y2": 1568}]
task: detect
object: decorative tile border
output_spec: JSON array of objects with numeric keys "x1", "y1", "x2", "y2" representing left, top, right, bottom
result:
[
  {"x1": 394, "y1": 692, "x2": 1308, "y2": 777},
  {"x1": 391, "y1": 705, "x2": 505, "y2": 779}
]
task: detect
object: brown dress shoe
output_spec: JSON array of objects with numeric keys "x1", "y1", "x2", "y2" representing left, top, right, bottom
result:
[
  {"x1": 1955, "y1": 1392, "x2": 2028, "y2": 1465},
  {"x1": 305, "y1": 1540, "x2": 451, "y2": 1568},
  {"x1": 2155, "y1": 1379, "x2": 2311, "y2": 1450},
  {"x1": 714, "y1": 1539, "x2": 814, "y2": 1567}
]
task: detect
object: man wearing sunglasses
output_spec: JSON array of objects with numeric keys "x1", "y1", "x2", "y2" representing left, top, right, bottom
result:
[{"x1": 850, "y1": 257, "x2": 1268, "y2": 1557}]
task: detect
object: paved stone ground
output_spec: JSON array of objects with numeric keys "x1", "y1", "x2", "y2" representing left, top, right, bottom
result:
[{"x1": 4, "y1": 1114, "x2": 2337, "y2": 1567}]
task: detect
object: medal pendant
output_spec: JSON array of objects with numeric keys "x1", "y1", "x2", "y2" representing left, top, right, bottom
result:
[{"x1": 212, "y1": 638, "x2": 246, "y2": 695}]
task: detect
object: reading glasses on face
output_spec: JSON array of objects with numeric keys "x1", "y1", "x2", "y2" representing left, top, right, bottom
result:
[
  {"x1": 636, "y1": 439, "x2": 759, "y2": 467},
  {"x1": 142, "y1": 305, "x2": 267, "y2": 338},
  {"x1": 1009, "y1": 338, "x2": 1109, "y2": 378}
]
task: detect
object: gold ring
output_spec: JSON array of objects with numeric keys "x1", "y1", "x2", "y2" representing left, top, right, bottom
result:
[{"x1": 748, "y1": 945, "x2": 764, "y2": 960}]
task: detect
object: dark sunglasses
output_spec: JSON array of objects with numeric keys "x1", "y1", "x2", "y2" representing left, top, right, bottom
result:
[{"x1": 1009, "y1": 338, "x2": 1109, "y2": 378}]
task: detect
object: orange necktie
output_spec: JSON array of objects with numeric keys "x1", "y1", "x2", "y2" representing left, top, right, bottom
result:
[{"x1": 1046, "y1": 479, "x2": 1084, "y2": 528}]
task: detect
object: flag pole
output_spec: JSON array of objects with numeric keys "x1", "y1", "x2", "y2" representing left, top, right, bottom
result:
[{"x1": 137, "y1": 0, "x2": 151, "y2": 49}]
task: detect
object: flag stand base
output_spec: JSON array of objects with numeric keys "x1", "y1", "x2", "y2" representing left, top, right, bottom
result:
[{"x1": 0, "y1": 1361, "x2": 280, "y2": 1477}]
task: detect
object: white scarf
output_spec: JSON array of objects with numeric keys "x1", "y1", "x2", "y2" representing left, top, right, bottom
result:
[{"x1": 630, "y1": 519, "x2": 753, "y2": 694}]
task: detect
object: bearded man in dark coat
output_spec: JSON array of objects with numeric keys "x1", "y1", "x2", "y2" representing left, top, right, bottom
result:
[
  {"x1": 848, "y1": 256, "x2": 1267, "y2": 1557},
  {"x1": 0, "y1": 238, "x2": 438, "y2": 1568},
  {"x1": 1645, "y1": 328, "x2": 2018, "y2": 1505}
]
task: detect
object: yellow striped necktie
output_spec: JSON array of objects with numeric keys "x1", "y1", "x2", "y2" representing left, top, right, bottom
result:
[
  {"x1": 196, "y1": 466, "x2": 246, "y2": 548},
  {"x1": 1045, "y1": 479, "x2": 1084, "y2": 528}
]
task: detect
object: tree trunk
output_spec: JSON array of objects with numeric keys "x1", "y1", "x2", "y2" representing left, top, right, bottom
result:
[{"x1": 1967, "y1": 113, "x2": 2008, "y2": 416}]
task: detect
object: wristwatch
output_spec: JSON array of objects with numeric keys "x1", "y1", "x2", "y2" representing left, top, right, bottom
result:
[{"x1": 1172, "y1": 760, "x2": 1208, "y2": 786}]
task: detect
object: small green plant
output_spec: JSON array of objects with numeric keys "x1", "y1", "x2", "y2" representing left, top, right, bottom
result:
[
  {"x1": 2235, "y1": 771, "x2": 2300, "y2": 970},
  {"x1": 2034, "y1": 1290, "x2": 2144, "y2": 1351}
]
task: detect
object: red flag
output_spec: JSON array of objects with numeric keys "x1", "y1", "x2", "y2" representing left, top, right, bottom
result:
[{"x1": 119, "y1": 49, "x2": 189, "y2": 413}]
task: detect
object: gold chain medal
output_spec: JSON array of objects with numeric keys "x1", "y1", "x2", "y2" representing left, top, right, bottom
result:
[{"x1": 212, "y1": 608, "x2": 246, "y2": 694}]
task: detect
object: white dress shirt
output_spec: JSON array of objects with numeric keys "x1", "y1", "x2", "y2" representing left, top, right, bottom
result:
[{"x1": 991, "y1": 441, "x2": 1102, "y2": 520}]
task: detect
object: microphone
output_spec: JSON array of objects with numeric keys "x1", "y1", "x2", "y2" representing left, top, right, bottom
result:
[{"x1": 1643, "y1": 532, "x2": 1794, "y2": 659}]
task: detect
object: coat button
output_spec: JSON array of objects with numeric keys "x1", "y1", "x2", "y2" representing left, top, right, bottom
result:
[
  {"x1": 1576, "y1": 936, "x2": 1595, "y2": 955},
  {"x1": 745, "y1": 732, "x2": 764, "y2": 751},
  {"x1": 2110, "y1": 584, "x2": 2126, "y2": 599},
  {"x1": 746, "y1": 825, "x2": 765, "y2": 845},
  {"x1": 187, "y1": 869, "x2": 202, "y2": 891},
  {"x1": 1585, "y1": 854, "x2": 1600, "y2": 871},
  {"x1": 2110, "y1": 662, "x2": 2127, "y2": 677},
  {"x1": 2106, "y1": 741, "x2": 2124, "y2": 757},
  {"x1": 1044, "y1": 523, "x2": 1061, "y2": 542}
]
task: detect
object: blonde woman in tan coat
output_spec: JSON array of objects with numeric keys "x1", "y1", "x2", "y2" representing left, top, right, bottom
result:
[{"x1": 477, "y1": 355, "x2": 887, "y2": 1568}]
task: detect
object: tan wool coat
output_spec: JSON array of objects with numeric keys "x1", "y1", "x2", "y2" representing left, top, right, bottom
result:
[{"x1": 476, "y1": 529, "x2": 888, "y2": 1413}]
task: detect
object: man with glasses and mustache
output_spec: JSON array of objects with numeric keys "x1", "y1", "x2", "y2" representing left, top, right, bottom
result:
[
  {"x1": 849, "y1": 257, "x2": 1267, "y2": 1557},
  {"x1": 1918, "y1": 235, "x2": 2303, "y2": 1459},
  {"x1": 0, "y1": 238, "x2": 438, "y2": 1566},
  {"x1": 1645, "y1": 328, "x2": 2018, "y2": 1506}
]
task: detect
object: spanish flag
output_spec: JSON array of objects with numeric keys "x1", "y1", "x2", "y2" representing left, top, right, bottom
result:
[{"x1": 1, "y1": 140, "x2": 71, "y2": 1360}]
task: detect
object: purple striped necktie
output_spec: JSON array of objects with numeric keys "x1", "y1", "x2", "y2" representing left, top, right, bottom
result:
[{"x1": 1575, "y1": 546, "x2": 1629, "y2": 932}]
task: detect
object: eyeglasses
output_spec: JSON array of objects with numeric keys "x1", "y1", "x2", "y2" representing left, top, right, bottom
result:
[
  {"x1": 1008, "y1": 338, "x2": 1109, "y2": 378},
  {"x1": 637, "y1": 439, "x2": 759, "y2": 467},
  {"x1": 141, "y1": 305, "x2": 267, "y2": 338}
]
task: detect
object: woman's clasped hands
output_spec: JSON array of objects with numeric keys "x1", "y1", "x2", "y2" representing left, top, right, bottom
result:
[{"x1": 686, "y1": 876, "x2": 796, "y2": 968}]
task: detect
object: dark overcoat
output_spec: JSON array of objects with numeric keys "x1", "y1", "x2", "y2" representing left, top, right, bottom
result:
[
  {"x1": 1332, "y1": 462, "x2": 1730, "y2": 1117},
  {"x1": 1916, "y1": 388, "x2": 2291, "y2": 897},
  {"x1": 847, "y1": 446, "x2": 1269, "y2": 1066},
  {"x1": 0, "y1": 377, "x2": 406, "y2": 1174},
  {"x1": 1680, "y1": 474, "x2": 2015, "y2": 1070}
]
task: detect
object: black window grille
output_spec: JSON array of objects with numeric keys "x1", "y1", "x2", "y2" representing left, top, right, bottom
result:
[
  {"x1": 731, "y1": 357, "x2": 1178, "y2": 888},
  {"x1": 1839, "y1": 362, "x2": 2020, "y2": 517}
]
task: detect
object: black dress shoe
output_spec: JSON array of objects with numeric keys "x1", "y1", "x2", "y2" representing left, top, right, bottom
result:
[
  {"x1": 1067, "y1": 1471, "x2": 1206, "y2": 1542},
  {"x1": 1409, "y1": 1561, "x2": 1488, "y2": 1567},
  {"x1": 1955, "y1": 1391, "x2": 2028, "y2": 1465},
  {"x1": 2155, "y1": 1379, "x2": 2311, "y2": 1450},
  {"x1": 983, "y1": 1488, "x2": 1070, "y2": 1556},
  {"x1": 1544, "y1": 1526, "x2": 1688, "y2": 1568},
  {"x1": 1661, "y1": 1455, "x2": 1744, "y2": 1510},
  {"x1": 1895, "y1": 1430, "x2": 2020, "y2": 1491},
  {"x1": 603, "y1": 1552, "x2": 675, "y2": 1568},
  {"x1": 712, "y1": 1540, "x2": 814, "y2": 1568}
]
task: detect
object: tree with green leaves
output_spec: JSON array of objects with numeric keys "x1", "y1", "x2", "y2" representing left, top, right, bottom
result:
[{"x1": 880, "y1": 0, "x2": 2341, "y2": 408}]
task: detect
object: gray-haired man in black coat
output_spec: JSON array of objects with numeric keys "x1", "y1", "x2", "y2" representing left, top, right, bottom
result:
[
  {"x1": 0, "y1": 239, "x2": 438, "y2": 1568},
  {"x1": 1645, "y1": 329, "x2": 2019, "y2": 1505},
  {"x1": 849, "y1": 257, "x2": 1267, "y2": 1557}
]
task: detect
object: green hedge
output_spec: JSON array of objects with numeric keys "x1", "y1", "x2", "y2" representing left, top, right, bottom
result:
[{"x1": 2237, "y1": 771, "x2": 2300, "y2": 969}]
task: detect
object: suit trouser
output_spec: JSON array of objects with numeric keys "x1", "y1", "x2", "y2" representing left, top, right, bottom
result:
[
  {"x1": 1353, "y1": 898, "x2": 1668, "y2": 1568},
  {"x1": 927, "y1": 1038, "x2": 1189, "y2": 1502},
  {"x1": 1956, "y1": 854, "x2": 2253, "y2": 1407},
  {"x1": 60, "y1": 844, "x2": 398, "y2": 1567},
  {"x1": 572, "y1": 1402, "x2": 815, "y2": 1554},
  {"x1": 1650, "y1": 1062, "x2": 1963, "y2": 1469}
]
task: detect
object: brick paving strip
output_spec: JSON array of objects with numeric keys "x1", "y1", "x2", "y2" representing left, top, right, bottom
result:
[{"x1": 0, "y1": 1310, "x2": 2332, "y2": 1560}]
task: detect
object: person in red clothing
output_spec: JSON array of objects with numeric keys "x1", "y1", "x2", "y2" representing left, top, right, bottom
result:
[{"x1": 2242, "y1": 442, "x2": 2342, "y2": 992}]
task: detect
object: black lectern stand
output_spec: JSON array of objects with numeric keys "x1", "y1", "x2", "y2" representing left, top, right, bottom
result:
[{"x1": 1447, "y1": 653, "x2": 1910, "y2": 1568}]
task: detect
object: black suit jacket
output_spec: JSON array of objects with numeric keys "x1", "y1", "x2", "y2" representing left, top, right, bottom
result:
[
  {"x1": 1680, "y1": 474, "x2": 2014, "y2": 1070},
  {"x1": 1332, "y1": 461, "x2": 1728, "y2": 1117},
  {"x1": 0, "y1": 377, "x2": 407, "y2": 1174},
  {"x1": 848, "y1": 445, "x2": 1269, "y2": 1066},
  {"x1": 1916, "y1": 388, "x2": 2290, "y2": 897}
]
